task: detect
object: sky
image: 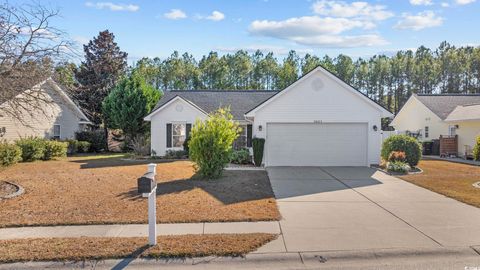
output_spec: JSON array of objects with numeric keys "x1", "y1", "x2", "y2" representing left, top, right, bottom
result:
[{"x1": 11, "y1": 0, "x2": 480, "y2": 64}]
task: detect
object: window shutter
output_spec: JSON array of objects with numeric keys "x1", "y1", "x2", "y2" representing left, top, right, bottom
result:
[
  {"x1": 247, "y1": 124, "x2": 253, "y2": 147},
  {"x1": 186, "y1": 123, "x2": 192, "y2": 139},
  {"x1": 166, "y1": 123, "x2": 172, "y2": 148}
]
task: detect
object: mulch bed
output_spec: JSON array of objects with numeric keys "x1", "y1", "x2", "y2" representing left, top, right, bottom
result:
[
  {"x1": 399, "y1": 160, "x2": 480, "y2": 208},
  {"x1": 0, "y1": 155, "x2": 280, "y2": 227},
  {"x1": 0, "y1": 181, "x2": 16, "y2": 198},
  {"x1": 0, "y1": 233, "x2": 277, "y2": 263}
]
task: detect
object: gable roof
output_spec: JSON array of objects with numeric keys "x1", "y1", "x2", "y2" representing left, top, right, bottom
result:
[
  {"x1": 148, "y1": 90, "x2": 279, "y2": 120},
  {"x1": 245, "y1": 66, "x2": 393, "y2": 117},
  {"x1": 415, "y1": 94, "x2": 480, "y2": 120},
  {"x1": 444, "y1": 104, "x2": 480, "y2": 122}
]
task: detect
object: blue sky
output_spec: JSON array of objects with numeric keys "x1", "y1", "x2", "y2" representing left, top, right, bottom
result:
[{"x1": 13, "y1": 0, "x2": 480, "y2": 63}]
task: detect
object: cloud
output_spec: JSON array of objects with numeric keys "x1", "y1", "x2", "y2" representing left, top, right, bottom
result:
[
  {"x1": 289, "y1": 34, "x2": 388, "y2": 48},
  {"x1": 409, "y1": 0, "x2": 434, "y2": 5},
  {"x1": 164, "y1": 9, "x2": 187, "y2": 20},
  {"x1": 455, "y1": 0, "x2": 476, "y2": 4},
  {"x1": 215, "y1": 45, "x2": 313, "y2": 55},
  {"x1": 312, "y1": 1, "x2": 394, "y2": 21},
  {"x1": 441, "y1": 2, "x2": 450, "y2": 7},
  {"x1": 249, "y1": 16, "x2": 372, "y2": 37},
  {"x1": 73, "y1": 36, "x2": 90, "y2": 45},
  {"x1": 394, "y1": 11, "x2": 443, "y2": 31},
  {"x1": 206, "y1": 11, "x2": 225, "y2": 21},
  {"x1": 85, "y1": 2, "x2": 139, "y2": 12}
]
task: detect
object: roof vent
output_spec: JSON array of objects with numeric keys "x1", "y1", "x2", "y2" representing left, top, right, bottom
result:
[{"x1": 312, "y1": 78, "x2": 324, "y2": 91}]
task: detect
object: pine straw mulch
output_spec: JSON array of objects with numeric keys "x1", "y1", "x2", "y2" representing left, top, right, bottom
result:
[
  {"x1": 0, "y1": 155, "x2": 280, "y2": 227},
  {"x1": 399, "y1": 160, "x2": 480, "y2": 208},
  {"x1": 0, "y1": 233, "x2": 277, "y2": 263}
]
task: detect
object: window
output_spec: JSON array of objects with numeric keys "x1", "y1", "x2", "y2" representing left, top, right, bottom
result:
[
  {"x1": 233, "y1": 125, "x2": 248, "y2": 149},
  {"x1": 424, "y1": 126, "x2": 429, "y2": 138},
  {"x1": 448, "y1": 125, "x2": 457, "y2": 136},
  {"x1": 172, "y1": 123, "x2": 186, "y2": 148},
  {"x1": 53, "y1": 125, "x2": 61, "y2": 139}
]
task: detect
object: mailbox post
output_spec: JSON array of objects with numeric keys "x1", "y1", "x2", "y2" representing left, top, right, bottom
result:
[{"x1": 137, "y1": 163, "x2": 157, "y2": 246}]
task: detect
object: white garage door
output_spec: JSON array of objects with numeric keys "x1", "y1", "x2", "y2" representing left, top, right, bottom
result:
[{"x1": 266, "y1": 123, "x2": 368, "y2": 167}]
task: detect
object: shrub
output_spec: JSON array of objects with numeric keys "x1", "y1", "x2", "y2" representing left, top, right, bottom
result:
[
  {"x1": 183, "y1": 135, "x2": 191, "y2": 156},
  {"x1": 189, "y1": 108, "x2": 239, "y2": 178},
  {"x1": 381, "y1": 135, "x2": 422, "y2": 167},
  {"x1": 77, "y1": 141, "x2": 91, "y2": 153},
  {"x1": 473, "y1": 135, "x2": 480, "y2": 161},
  {"x1": 15, "y1": 137, "x2": 46, "y2": 162},
  {"x1": 43, "y1": 141, "x2": 68, "y2": 160},
  {"x1": 386, "y1": 161, "x2": 411, "y2": 174},
  {"x1": 164, "y1": 149, "x2": 187, "y2": 159},
  {"x1": 129, "y1": 135, "x2": 150, "y2": 156},
  {"x1": 388, "y1": 151, "x2": 406, "y2": 163},
  {"x1": 65, "y1": 139, "x2": 79, "y2": 154},
  {"x1": 230, "y1": 149, "x2": 251, "y2": 164},
  {"x1": 0, "y1": 142, "x2": 22, "y2": 166},
  {"x1": 252, "y1": 138, "x2": 265, "y2": 166},
  {"x1": 75, "y1": 130, "x2": 106, "y2": 152}
]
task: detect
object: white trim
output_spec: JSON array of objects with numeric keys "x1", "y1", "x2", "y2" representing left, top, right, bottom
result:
[
  {"x1": 245, "y1": 66, "x2": 392, "y2": 118},
  {"x1": 169, "y1": 121, "x2": 187, "y2": 150},
  {"x1": 144, "y1": 96, "x2": 208, "y2": 121}
]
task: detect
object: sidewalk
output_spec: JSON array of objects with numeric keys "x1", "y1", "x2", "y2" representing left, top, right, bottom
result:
[{"x1": 0, "y1": 221, "x2": 280, "y2": 240}]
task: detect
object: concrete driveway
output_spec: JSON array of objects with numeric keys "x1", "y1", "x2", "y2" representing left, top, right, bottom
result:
[{"x1": 260, "y1": 166, "x2": 480, "y2": 253}]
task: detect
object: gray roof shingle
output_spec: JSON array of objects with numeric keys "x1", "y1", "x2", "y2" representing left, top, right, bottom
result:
[
  {"x1": 415, "y1": 94, "x2": 480, "y2": 120},
  {"x1": 151, "y1": 90, "x2": 279, "y2": 120}
]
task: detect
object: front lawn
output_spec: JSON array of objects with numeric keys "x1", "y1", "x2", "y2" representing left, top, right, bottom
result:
[
  {"x1": 0, "y1": 233, "x2": 276, "y2": 263},
  {"x1": 0, "y1": 155, "x2": 280, "y2": 227},
  {"x1": 399, "y1": 160, "x2": 480, "y2": 207}
]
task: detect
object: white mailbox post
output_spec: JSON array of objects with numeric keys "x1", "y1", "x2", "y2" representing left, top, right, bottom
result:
[{"x1": 138, "y1": 163, "x2": 157, "y2": 246}]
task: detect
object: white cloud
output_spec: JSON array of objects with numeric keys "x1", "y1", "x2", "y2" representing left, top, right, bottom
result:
[
  {"x1": 215, "y1": 45, "x2": 313, "y2": 55},
  {"x1": 312, "y1": 1, "x2": 394, "y2": 21},
  {"x1": 289, "y1": 34, "x2": 388, "y2": 48},
  {"x1": 409, "y1": 0, "x2": 434, "y2": 5},
  {"x1": 455, "y1": 0, "x2": 476, "y2": 4},
  {"x1": 164, "y1": 9, "x2": 187, "y2": 20},
  {"x1": 394, "y1": 11, "x2": 443, "y2": 31},
  {"x1": 73, "y1": 36, "x2": 90, "y2": 45},
  {"x1": 441, "y1": 2, "x2": 450, "y2": 7},
  {"x1": 249, "y1": 16, "x2": 372, "y2": 37},
  {"x1": 206, "y1": 11, "x2": 225, "y2": 21},
  {"x1": 85, "y1": 2, "x2": 139, "y2": 12}
]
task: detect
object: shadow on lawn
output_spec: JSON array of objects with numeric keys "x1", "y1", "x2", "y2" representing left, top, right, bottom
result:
[
  {"x1": 69, "y1": 156, "x2": 178, "y2": 169},
  {"x1": 117, "y1": 170, "x2": 276, "y2": 205},
  {"x1": 111, "y1": 244, "x2": 150, "y2": 270}
]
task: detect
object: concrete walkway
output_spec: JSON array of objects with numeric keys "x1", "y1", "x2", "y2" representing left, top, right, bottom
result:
[
  {"x1": 264, "y1": 166, "x2": 480, "y2": 253},
  {"x1": 0, "y1": 221, "x2": 280, "y2": 240}
]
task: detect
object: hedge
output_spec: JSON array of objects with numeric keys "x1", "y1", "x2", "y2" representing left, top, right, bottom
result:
[
  {"x1": 0, "y1": 142, "x2": 22, "y2": 166},
  {"x1": 381, "y1": 135, "x2": 422, "y2": 167}
]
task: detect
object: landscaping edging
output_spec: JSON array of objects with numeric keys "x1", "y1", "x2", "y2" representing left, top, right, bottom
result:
[
  {"x1": 0, "y1": 181, "x2": 24, "y2": 200},
  {"x1": 376, "y1": 167, "x2": 423, "y2": 176}
]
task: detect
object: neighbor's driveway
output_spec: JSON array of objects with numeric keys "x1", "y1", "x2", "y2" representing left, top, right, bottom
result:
[{"x1": 259, "y1": 166, "x2": 480, "y2": 253}]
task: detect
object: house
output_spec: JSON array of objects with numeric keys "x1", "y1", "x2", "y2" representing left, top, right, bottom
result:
[
  {"x1": 0, "y1": 78, "x2": 92, "y2": 141},
  {"x1": 144, "y1": 66, "x2": 393, "y2": 167},
  {"x1": 390, "y1": 94, "x2": 480, "y2": 157}
]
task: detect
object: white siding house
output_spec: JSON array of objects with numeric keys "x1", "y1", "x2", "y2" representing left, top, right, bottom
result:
[
  {"x1": 0, "y1": 78, "x2": 91, "y2": 141},
  {"x1": 145, "y1": 66, "x2": 392, "y2": 166}
]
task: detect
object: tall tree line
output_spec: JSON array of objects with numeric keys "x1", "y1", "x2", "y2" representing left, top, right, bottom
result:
[{"x1": 131, "y1": 41, "x2": 480, "y2": 114}]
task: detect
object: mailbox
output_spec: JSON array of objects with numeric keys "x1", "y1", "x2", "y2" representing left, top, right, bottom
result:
[{"x1": 137, "y1": 172, "x2": 157, "y2": 194}]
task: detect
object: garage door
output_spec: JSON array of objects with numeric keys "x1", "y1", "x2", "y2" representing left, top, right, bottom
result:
[{"x1": 266, "y1": 123, "x2": 368, "y2": 166}]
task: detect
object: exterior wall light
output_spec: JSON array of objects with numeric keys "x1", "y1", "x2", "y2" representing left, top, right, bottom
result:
[
  {"x1": 372, "y1": 125, "x2": 378, "y2": 131},
  {"x1": 258, "y1": 125, "x2": 263, "y2": 131}
]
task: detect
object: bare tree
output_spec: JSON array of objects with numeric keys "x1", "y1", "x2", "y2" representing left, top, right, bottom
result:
[{"x1": 0, "y1": 1, "x2": 74, "y2": 121}]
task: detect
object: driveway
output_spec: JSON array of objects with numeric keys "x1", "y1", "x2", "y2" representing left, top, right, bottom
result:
[{"x1": 259, "y1": 166, "x2": 480, "y2": 253}]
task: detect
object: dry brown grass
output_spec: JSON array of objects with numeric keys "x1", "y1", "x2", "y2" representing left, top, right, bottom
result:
[
  {"x1": 0, "y1": 155, "x2": 280, "y2": 227},
  {"x1": 399, "y1": 160, "x2": 480, "y2": 207},
  {"x1": 0, "y1": 233, "x2": 277, "y2": 263}
]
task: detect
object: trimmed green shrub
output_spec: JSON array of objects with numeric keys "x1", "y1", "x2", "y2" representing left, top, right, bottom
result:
[
  {"x1": 189, "y1": 108, "x2": 239, "y2": 178},
  {"x1": 75, "y1": 130, "x2": 106, "y2": 152},
  {"x1": 15, "y1": 137, "x2": 46, "y2": 162},
  {"x1": 230, "y1": 149, "x2": 251, "y2": 164},
  {"x1": 65, "y1": 139, "x2": 79, "y2": 154},
  {"x1": 183, "y1": 135, "x2": 191, "y2": 156},
  {"x1": 0, "y1": 142, "x2": 22, "y2": 166},
  {"x1": 43, "y1": 141, "x2": 68, "y2": 160},
  {"x1": 381, "y1": 135, "x2": 422, "y2": 167},
  {"x1": 77, "y1": 141, "x2": 92, "y2": 153},
  {"x1": 386, "y1": 161, "x2": 411, "y2": 174},
  {"x1": 473, "y1": 135, "x2": 480, "y2": 161},
  {"x1": 252, "y1": 138, "x2": 265, "y2": 166}
]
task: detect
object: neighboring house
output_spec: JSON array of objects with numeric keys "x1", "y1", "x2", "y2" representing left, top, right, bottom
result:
[
  {"x1": 0, "y1": 78, "x2": 92, "y2": 141},
  {"x1": 145, "y1": 66, "x2": 392, "y2": 167},
  {"x1": 391, "y1": 94, "x2": 480, "y2": 157}
]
